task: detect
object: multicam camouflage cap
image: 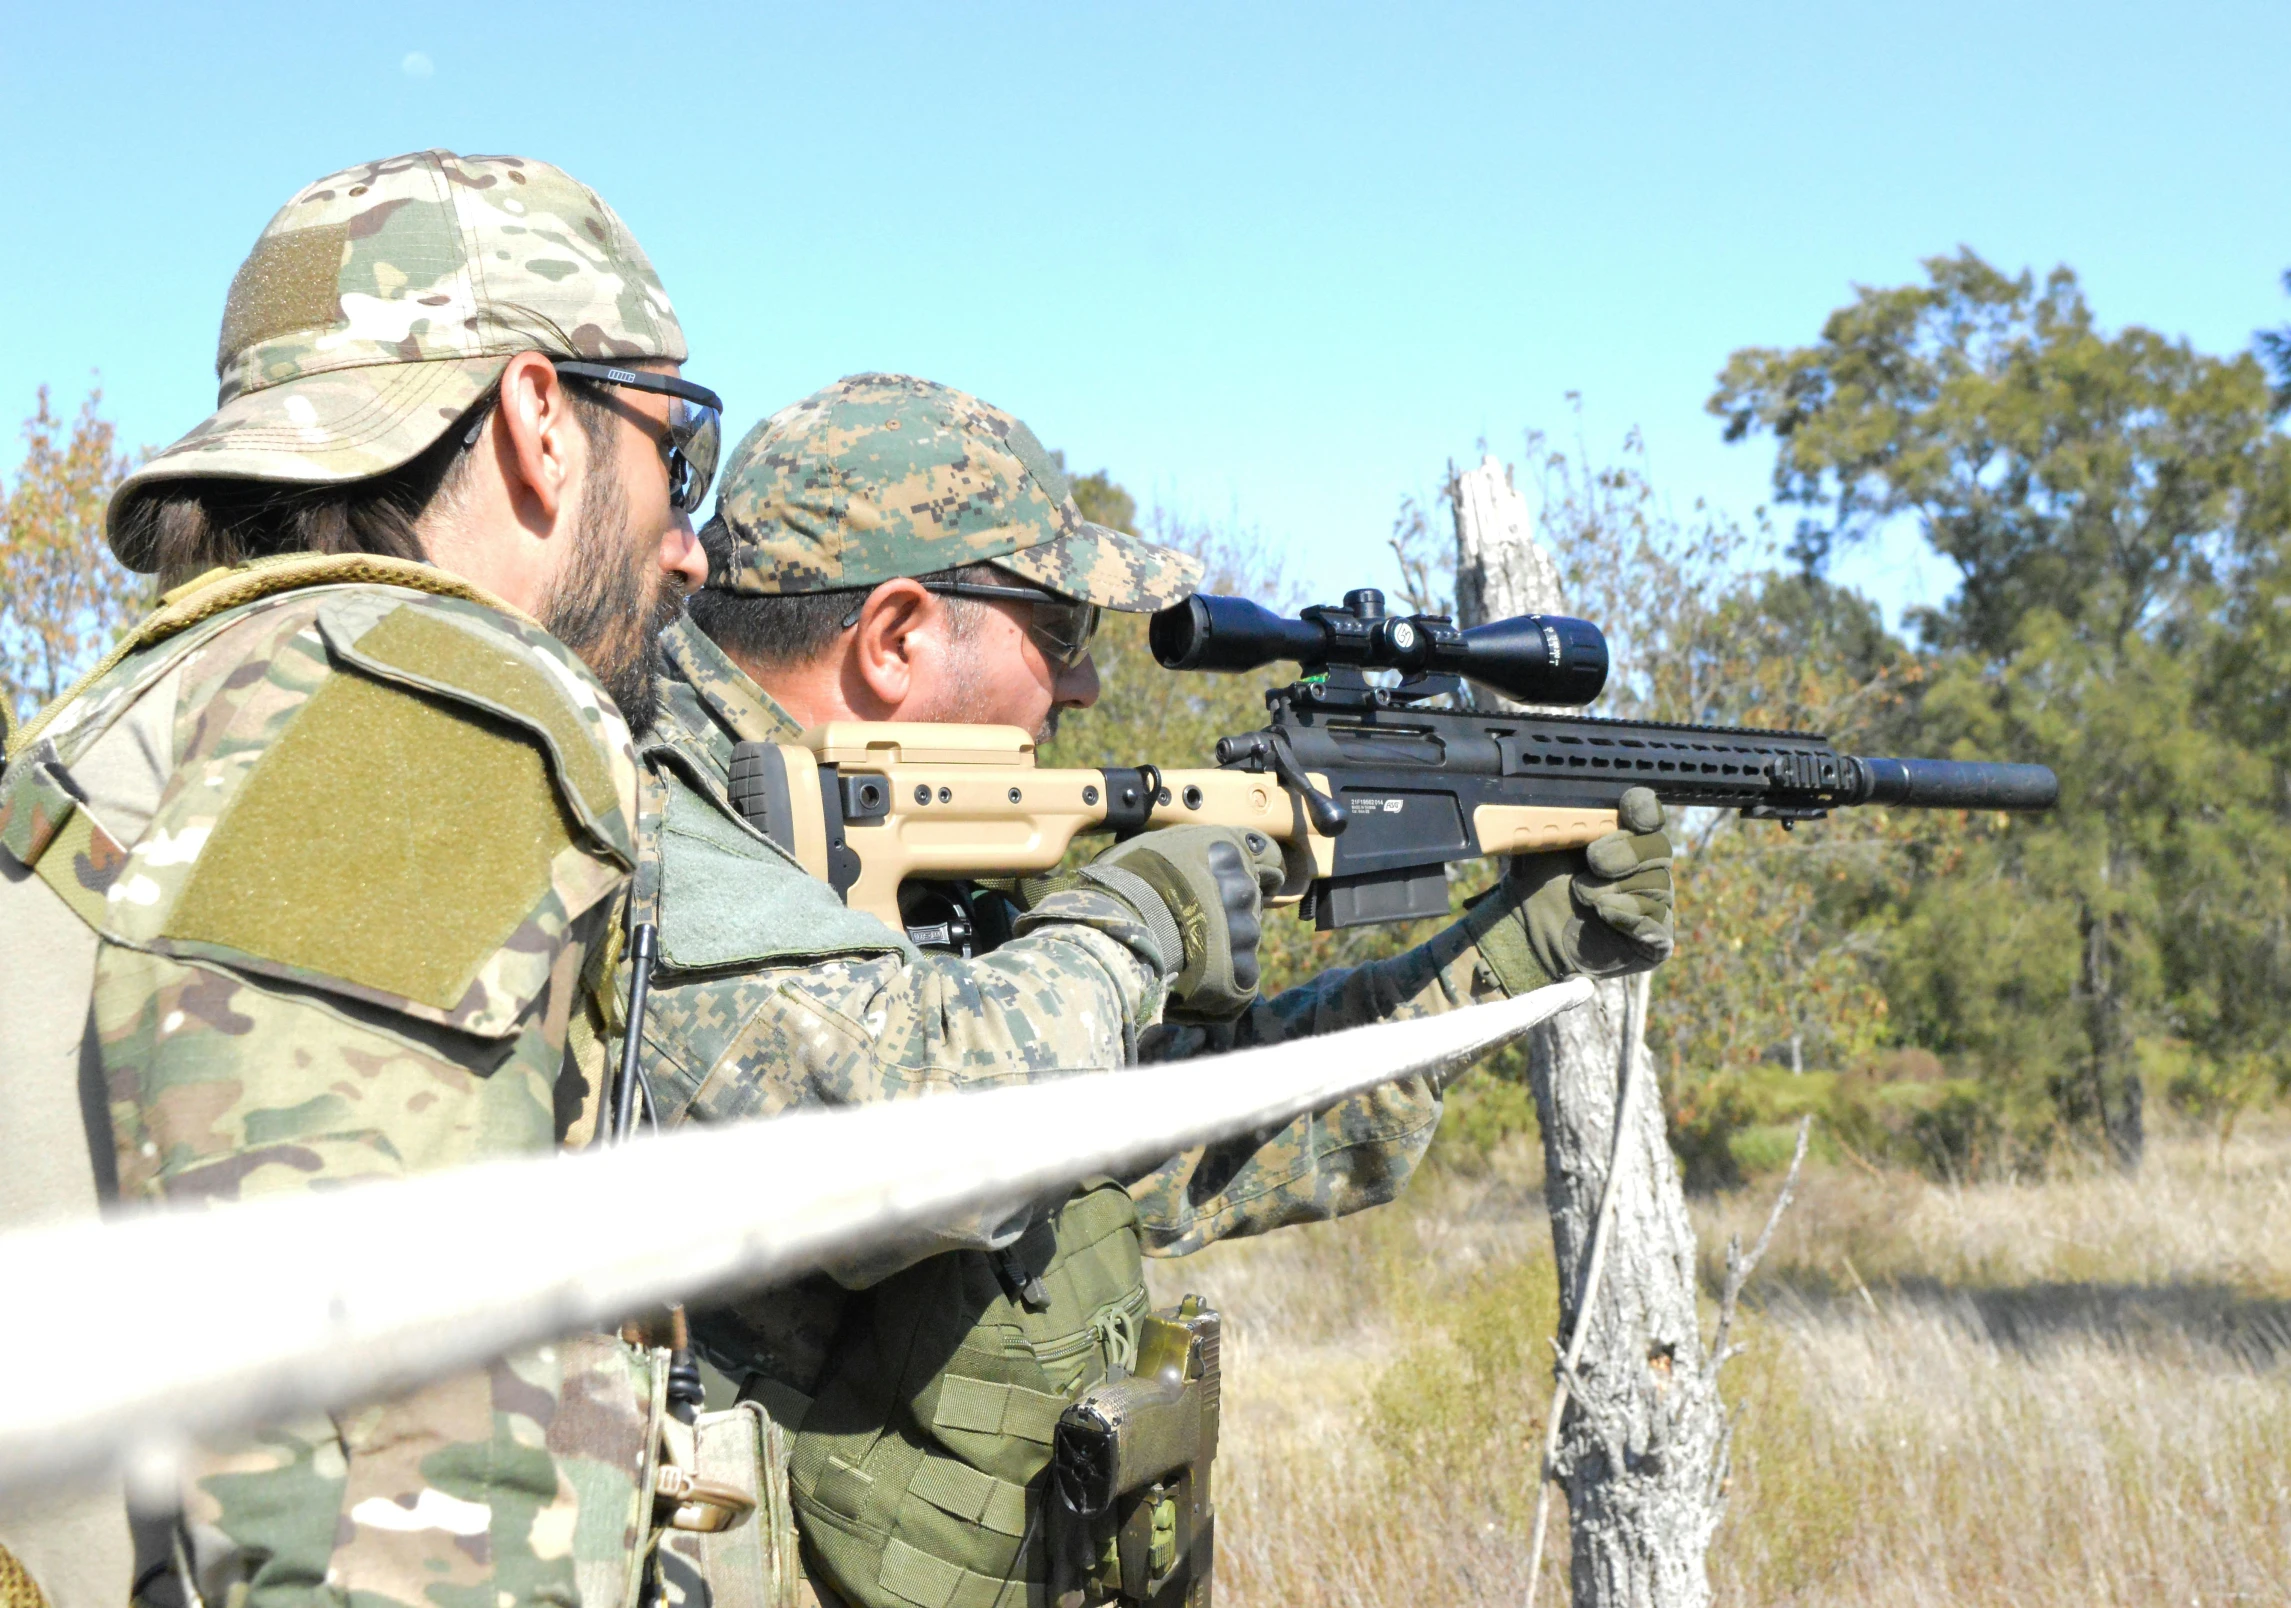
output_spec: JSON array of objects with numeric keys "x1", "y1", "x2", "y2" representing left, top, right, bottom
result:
[
  {"x1": 704, "y1": 374, "x2": 1202, "y2": 611},
  {"x1": 109, "y1": 148, "x2": 687, "y2": 566}
]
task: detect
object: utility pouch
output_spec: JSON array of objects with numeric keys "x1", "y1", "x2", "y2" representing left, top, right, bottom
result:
[
  {"x1": 655, "y1": 1402, "x2": 801, "y2": 1608},
  {"x1": 1046, "y1": 1298, "x2": 1220, "y2": 1608}
]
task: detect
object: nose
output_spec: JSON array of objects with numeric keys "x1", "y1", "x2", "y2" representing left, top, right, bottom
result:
[
  {"x1": 1054, "y1": 653, "x2": 1100, "y2": 710},
  {"x1": 662, "y1": 518, "x2": 709, "y2": 594}
]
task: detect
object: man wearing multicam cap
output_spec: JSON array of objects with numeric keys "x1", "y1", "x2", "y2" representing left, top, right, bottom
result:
[
  {"x1": 625, "y1": 374, "x2": 1675, "y2": 1608},
  {"x1": 0, "y1": 149, "x2": 722, "y2": 1608}
]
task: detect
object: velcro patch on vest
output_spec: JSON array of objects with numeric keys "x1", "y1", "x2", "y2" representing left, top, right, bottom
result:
[
  {"x1": 161, "y1": 662, "x2": 578, "y2": 1017},
  {"x1": 908, "y1": 1456, "x2": 1030, "y2": 1539},
  {"x1": 328, "y1": 603, "x2": 630, "y2": 862}
]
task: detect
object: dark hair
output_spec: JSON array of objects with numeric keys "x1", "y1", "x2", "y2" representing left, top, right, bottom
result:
[
  {"x1": 686, "y1": 520, "x2": 999, "y2": 670},
  {"x1": 116, "y1": 383, "x2": 618, "y2": 584}
]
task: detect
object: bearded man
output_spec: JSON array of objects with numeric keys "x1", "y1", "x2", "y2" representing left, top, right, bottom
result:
[{"x1": 0, "y1": 149, "x2": 721, "y2": 1608}]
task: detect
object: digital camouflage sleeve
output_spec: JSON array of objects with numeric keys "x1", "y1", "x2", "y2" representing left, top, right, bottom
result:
[
  {"x1": 634, "y1": 622, "x2": 1169, "y2": 1166},
  {"x1": 0, "y1": 564, "x2": 655, "y2": 1608},
  {"x1": 633, "y1": 619, "x2": 1535, "y2": 1394},
  {"x1": 1127, "y1": 901, "x2": 1518, "y2": 1253}
]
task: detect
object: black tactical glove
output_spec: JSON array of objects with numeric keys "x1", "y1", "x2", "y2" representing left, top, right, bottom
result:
[
  {"x1": 1468, "y1": 786, "x2": 1675, "y2": 995},
  {"x1": 1017, "y1": 826, "x2": 1287, "y2": 1020}
]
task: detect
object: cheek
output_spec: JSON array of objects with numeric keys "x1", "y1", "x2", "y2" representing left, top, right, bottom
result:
[
  {"x1": 618, "y1": 428, "x2": 671, "y2": 524},
  {"x1": 970, "y1": 623, "x2": 1056, "y2": 726}
]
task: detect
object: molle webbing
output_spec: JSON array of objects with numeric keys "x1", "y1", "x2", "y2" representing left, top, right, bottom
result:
[
  {"x1": 0, "y1": 740, "x2": 130, "y2": 929},
  {"x1": 790, "y1": 1184, "x2": 1150, "y2": 1608},
  {"x1": 907, "y1": 1460, "x2": 1029, "y2": 1538},
  {"x1": 929, "y1": 1376, "x2": 1069, "y2": 1444},
  {"x1": 4, "y1": 553, "x2": 523, "y2": 763},
  {"x1": 874, "y1": 1539, "x2": 1025, "y2": 1608}
]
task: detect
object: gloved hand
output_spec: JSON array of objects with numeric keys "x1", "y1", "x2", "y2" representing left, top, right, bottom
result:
[
  {"x1": 1017, "y1": 825, "x2": 1287, "y2": 1020},
  {"x1": 1469, "y1": 786, "x2": 1675, "y2": 994}
]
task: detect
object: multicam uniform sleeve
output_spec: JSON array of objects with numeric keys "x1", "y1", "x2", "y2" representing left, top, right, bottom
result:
[
  {"x1": 47, "y1": 588, "x2": 646, "y2": 1608},
  {"x1": 1126, "y1": 900, "x2": 1519, "y2": 1256}
]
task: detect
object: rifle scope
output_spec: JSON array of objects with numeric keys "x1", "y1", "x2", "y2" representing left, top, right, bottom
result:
[{"x1": 1149, "y1": 588, "x2": 1610, "y2": 707}]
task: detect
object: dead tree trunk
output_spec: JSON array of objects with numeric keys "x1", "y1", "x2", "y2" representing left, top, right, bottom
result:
[{"x1": 1451, "y1": 454, "x2": 1729, "y2": 1608}]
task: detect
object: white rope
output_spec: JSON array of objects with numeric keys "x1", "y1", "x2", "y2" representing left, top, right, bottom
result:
[{"x1": 0, "y1": 977, "x2": 1591, "y2": 1499}]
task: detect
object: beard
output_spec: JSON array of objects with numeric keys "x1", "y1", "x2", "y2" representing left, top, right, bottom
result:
[{"x1": 535, "y1": 461, "x2": 685, "y2": 733}]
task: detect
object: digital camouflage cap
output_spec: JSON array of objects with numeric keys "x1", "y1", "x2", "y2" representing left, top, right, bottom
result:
[
  {"x1": 109, "y1": 148, "x2": 686, "y2": 566},
  {"x1": 703, "y1": 373, "x2": 1202, "y2": 611}
]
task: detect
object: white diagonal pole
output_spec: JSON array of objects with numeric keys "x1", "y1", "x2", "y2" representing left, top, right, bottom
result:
[{"x1": 0, "y1": 979, "x2": 1591, "y2": 1499}]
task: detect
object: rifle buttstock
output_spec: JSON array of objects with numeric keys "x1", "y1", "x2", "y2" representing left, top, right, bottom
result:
[{"x1": 740, "y1": 725, "x2": 1333, "y2": 928}]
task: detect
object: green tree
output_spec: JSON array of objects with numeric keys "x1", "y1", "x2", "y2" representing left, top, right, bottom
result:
[
  {"x1": 1528, "y1": 423, "x2": 1907, "y2": 1086},
  {"x1": 1712, "y1": 251, "x2": 2291, "y2": 1163},
  {"x1": 1046, "y1": 450, "x2": 1139, "y2": 537},
  {"x1": 1, "y1": 387, "x2": 143, "y2": 732},
  {"x1": 2255, "y1": 268, "x2": 2291, "y2": 415},
  {"x1": 1068, "y1": 468, "x2": 1137, "y2": 536}
]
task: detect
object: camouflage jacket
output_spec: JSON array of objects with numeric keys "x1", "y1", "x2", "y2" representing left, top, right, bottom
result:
[
  {"x1": 0, "y1": 559, "x2": 656, "y2": 1608},
  {"x1": 634, "y1": 619, "x2": 1519, "y2": 1398}
]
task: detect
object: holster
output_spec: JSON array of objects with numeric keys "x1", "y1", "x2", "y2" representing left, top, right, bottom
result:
[{"x1": 1046, "y1": 1299, "x2": 1220, "y2": 1608}]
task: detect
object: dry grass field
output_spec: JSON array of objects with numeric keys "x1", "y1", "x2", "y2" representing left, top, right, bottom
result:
[{"x1": 1145, "y1": 1108, "x2": 2291, "y2": 1607}]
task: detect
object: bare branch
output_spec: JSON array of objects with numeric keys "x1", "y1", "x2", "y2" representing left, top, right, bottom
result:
[{"x1": 1706, "y1": 1116, "x2": 1811, "y2": 1383}]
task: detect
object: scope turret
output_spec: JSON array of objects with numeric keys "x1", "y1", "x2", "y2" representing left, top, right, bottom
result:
[{"x1": 1148, "y1": 588, "x2": 1610, "y2": 707}]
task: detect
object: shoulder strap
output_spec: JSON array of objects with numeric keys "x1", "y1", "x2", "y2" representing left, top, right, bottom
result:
[{"x1": 5, "y1": 553, "x2": 525, "y2": 763}]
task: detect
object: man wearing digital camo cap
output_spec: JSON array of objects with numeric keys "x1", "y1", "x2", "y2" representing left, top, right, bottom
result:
[
  {"x1": 0, "y1": 150, "x2": 718, "y2": 1608},
  {"x1": 625, "y1": 374, "x2": 1677, "y2": 1608},
  {"x1": 693, "y1": 370, "x2": 1202, "y2": 741}
]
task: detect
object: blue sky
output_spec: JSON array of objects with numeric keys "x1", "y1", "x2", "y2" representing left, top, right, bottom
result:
[{"x1": 5, "y1": 2, "x2": 2287, "y2": 629}]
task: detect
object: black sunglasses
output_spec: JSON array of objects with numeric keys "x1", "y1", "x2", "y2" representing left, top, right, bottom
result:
[
  {"x1": 553, "y1": 361, "x2": 725, "y2": 514},
  {"x1": 925, "y1": 580, "x2": 1101, "y2": 668},
  {"x1": 836, "y1": 578, "x2": 1102, "y2": 667}
]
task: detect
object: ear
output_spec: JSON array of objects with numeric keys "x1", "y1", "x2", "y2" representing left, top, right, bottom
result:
[
  {"x1": 490, "y1": 351, "x2": 583, "y2": 532},
  {"x1": 848, "y1": 579, "x2": 950, "y2": 712}
]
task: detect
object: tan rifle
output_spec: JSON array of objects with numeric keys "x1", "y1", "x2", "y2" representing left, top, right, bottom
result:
[{"x1": 723, "y1": 588, "x2": 2059, "y2": 936}]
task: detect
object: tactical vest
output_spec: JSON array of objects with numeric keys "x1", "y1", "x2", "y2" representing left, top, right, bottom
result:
[
  {"x1": 791, "y1": 1181, "x2": 1151, "y2": 1608},
  {"x1": 0, "y1": 556, "x2": 524, "y2": 1608}
]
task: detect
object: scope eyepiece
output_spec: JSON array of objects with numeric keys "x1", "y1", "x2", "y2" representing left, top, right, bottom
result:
[{"x1": 1149, "y1": 591, "x2": 1610, "y2": 707}]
